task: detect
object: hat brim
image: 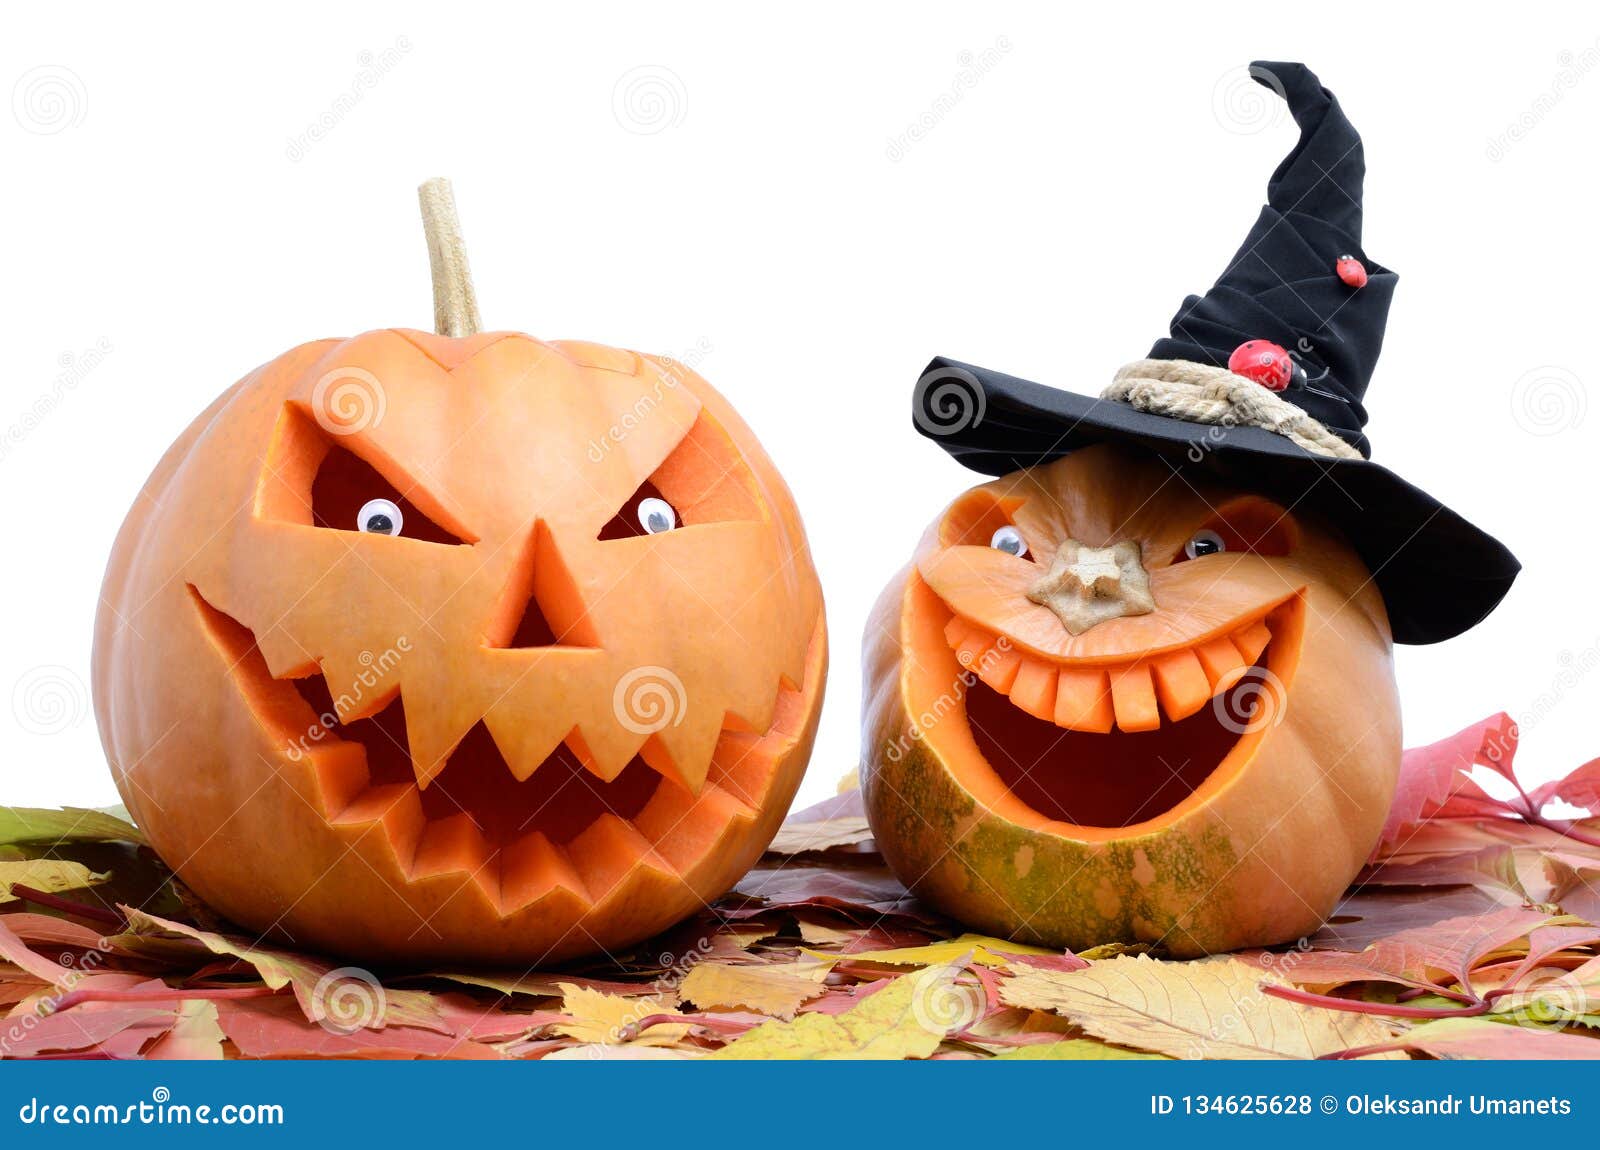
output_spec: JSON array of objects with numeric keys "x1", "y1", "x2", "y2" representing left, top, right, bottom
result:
[{"x1": 915, "y1": 357, "x2": 1519, "y2": 645}]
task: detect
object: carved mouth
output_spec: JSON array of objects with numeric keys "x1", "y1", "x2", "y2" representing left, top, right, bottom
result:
[
  {"x1": 943, "y1": 596, "x2": 1302, "y2": 830},
  {"x1": 189, "y1": 587, "x2": 802, "y2": 912}
]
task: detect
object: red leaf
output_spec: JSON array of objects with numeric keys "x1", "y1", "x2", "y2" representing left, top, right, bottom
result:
[
  {"x1": 1377, "y1": 713, "x2": 1520, "y2": 855},
  {"x1": 1530, "y1": 757, "x2": 1600, "y2": 815}
]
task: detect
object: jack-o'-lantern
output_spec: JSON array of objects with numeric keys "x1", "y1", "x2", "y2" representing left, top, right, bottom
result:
[
  {"x1": 93, "y1": 181, "x2": 826, "y2": 964},
  {"x1": 861, "y1": 63, "x2": 1518, "y2": 956}
]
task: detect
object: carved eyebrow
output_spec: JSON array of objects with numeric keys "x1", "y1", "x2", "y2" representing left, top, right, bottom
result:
[{"x1": 256, "y1": 403, "x2": 476, "y2": 544}]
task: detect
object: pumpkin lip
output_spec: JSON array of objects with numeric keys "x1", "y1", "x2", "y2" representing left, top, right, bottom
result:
[
  {"x1": 185, "y1": 584, "x2": 808, "y2": 914},
  {"x1": 924, "y1": 594, "x2": 1305, "y2": 840}
]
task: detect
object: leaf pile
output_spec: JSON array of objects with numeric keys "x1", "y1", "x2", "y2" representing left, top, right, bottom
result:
[{"x1": 3, "y1": 713, "x2": 1599, "y2": 1060}]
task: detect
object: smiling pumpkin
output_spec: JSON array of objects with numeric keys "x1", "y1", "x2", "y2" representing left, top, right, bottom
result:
[{"x1": 860, "y1": 446, "x2": 1400, "y2": 957}]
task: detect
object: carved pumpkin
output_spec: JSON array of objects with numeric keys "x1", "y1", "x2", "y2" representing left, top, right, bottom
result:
[
  {"x1": 860, "y1": 445, "x2": 1399, "y2": 956},
  {"x1": 93, "y1": 182, "x2": 825, "y2": 964}
]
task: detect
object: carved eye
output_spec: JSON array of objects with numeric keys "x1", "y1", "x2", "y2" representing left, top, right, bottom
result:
[
  {"x1": 1183, "y1": 529, "x2": 1225, "y2": 560},
  {"x1": 989, "y1": 525, "x2": 1028, "y2": 559},
  {"x1": 357, "y1": 498, "x2": 403, "y2": 536},
  {"x1": 637, "y1": 496, "x2": 677, "y2": 534}
]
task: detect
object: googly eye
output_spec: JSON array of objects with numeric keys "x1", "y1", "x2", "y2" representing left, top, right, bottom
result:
[
  {"x1": 989, "y1": 525, "x2": 1028, "y2": 559},
  {"x1": 637, "y1": 496, "x2": 677, "y2": 534},
  {"x1": 357, "y1": 498, "x2": 403, "y2": 536},
  {"x1": 1184, "y1": 529, "x2": 1225, "y2": 560}
]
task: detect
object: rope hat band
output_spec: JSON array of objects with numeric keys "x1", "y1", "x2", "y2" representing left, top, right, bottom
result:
[{"x1": 1103, "y1": 359, "x2": 1364, "y2": 461}]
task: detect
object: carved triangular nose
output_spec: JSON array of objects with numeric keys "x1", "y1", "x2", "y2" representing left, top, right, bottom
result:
[{"x1": 1026, "y1": 538, "x2": 1156, "y2": 635}]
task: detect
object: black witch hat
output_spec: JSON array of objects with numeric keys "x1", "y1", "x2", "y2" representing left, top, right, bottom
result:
[{"x1": 913, "y1": 61, "x2": 1518, "y2": 644}]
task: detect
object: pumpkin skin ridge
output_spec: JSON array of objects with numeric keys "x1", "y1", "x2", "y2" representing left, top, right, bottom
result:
[
  {"x1": 95, "y1": 329, "x2": 826, "y2": 964},
  {"x1": 859, "y1": 447, "x2": 1401, "y2": 957}
]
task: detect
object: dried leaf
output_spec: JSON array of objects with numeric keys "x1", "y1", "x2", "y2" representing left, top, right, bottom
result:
[
  {"x1": 678, "y1": 961, "x2": 828, "y2": 1020},
  {"x1": 1392, "y1": 1016, "x2": 1600, "y2": 1059},
  {"x1": 1530, "y1": 758, "x2": 1600, "y2": 814},
  {"x1": 554, "y1": 984, "x2": 689, "y2": 1046},
  {"x1": 811, "y1": 933, "x2": 1055, "y2": 969},
  {"x1": 145, "y1": 999, "x2": 226, "y2": 1060},
  {"x1": 118, "y1": 909, "x2": 448, "y2": 1034},
  {"x1": 0, "y1": 806, "x2": 142, "y2": 846},
  {"x1": 1377, "y1": 713, "x2": 1519, "y2": 855},
  {"x1": 0, "y1": 859, "x2": 107, "y2": 902},
  {"x1": 713, "y1": 962, "x2": 964, "y2": 1059},
  {"x1": 1001, "y1": 954, "x2": 1398, "y2": 1059},
  {"x1": 992, "y1": 1038, "x2": 1168, "y2": 1060}
]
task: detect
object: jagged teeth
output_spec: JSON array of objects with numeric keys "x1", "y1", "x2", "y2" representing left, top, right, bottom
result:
[{"x1": 945, "y1": 614, "x2": 1275, "y2": 734}]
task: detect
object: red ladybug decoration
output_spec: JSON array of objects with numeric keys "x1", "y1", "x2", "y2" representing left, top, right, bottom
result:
[
  {"x1": 1227, "y1": 339, "x2": 1295, "y2": 391},
  {"x1": 1335, "y1": 254, "x2": 1368, "y2": 288}
]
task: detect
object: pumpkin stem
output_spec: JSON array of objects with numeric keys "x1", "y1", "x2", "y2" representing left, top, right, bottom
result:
[{"x1": 417, "y1": 177, "x2": 482, "y2": 338}]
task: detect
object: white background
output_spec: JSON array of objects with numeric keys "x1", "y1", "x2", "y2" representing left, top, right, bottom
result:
[{"x1": 3, "y1": 2, "x2": 1597, "y2": 814}]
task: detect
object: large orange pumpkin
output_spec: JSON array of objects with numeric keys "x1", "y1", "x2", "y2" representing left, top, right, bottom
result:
[
  {"x1": 860, "y1": 445, "x2": 1398, "y2": 957},
  {"x1": 93, "y1": 182, "x2": 825, "y2": 964}
]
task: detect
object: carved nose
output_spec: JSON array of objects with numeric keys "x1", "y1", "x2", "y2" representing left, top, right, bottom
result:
[{"x1": 1026, "y1": 538, "x2": 1156, "y2": 636}]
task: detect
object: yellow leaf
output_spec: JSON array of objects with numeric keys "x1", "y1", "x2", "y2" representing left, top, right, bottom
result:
[
  {"x1": 811, "y1": 933, "x2": 1055, "y2": 968},
  {"x1": 836, "y1": 767, "x2": 860, "y2": 792},
  {"x1": 146, "y1": 999, "x2": 226, "y2": 1060},
  {"x1": 1001, "y1": 954, "x2": 1399, "y2": 1060},
  {"x1": 797, "y1": 920, "x2": 856, "y2": 946},
  {"x1": 0, "y1": 859, "x2": 106, "y2": 902},
  {"x1": 678, "y1": 961, "x2": 829, "y2": 1020},
  {"x1": 713, "y1": 961, "x2": 975, "y2": 1060},
  {"x1": 993, "y1": 1038, "x2": 1169, "y2": 1060},
  {"x1": 555, "y1": 983, "x2": 690, "y2": 1047}
]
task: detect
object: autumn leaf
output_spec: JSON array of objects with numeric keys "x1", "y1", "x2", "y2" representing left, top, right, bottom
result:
[
  {"x1": 713, "y1": 962, "x2": 970, "y2": 1059},
  {"x1": 677, "y1": 960, "x2": 829, "y2": 1020},
  {"x1": 1377, "y1": 713, "x2": 1519, "y2": 855},
  {"x1": 1001, "y1": 954, "x2": 1399, "y2": 1059},
  {"x1": 555, "y1": 984, "x2": 690, "y2": 1046},
  {"x1": 1530, "y1": 757, "x2": 1600, "y2": 814},
  {"x1": 810, "y1": 933, "x2": 1056, "y2": 969},
  {"x1": 992, "y1": 1038, "x2": 1168, "y2": 1060},
  {"x1": 1384, "y1": 1016, "x2": 1600, "y2": 1059},
  {"x1": 145, "y1": 999, "x2": 226, "y2": 1060},
  {"x1": 0, "y1": 858, "x2": 107, "y2": 902},
  {"x1": 768, "y1": 791, "x2": 873, "y2": 855},
  {"x1": 0, "y1": 806, "x2": 142, "y2": 846},
  {"x1": 118, "y1": 909, "x2": 448, "y2": 1034}
]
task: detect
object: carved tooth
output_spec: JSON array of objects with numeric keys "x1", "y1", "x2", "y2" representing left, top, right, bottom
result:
[
  {"x1": 565, "y1": 814, "x2": 678, "y2": 904},
  {"x1": 1109, "y1": 663, "x2": 1161, "y2": 732},
  {"x1": 977, "y1": 645, "x2": 1025, "y2": 693},
  {"x1": 1151, "y1": 648, "x2": 1212, "y2": 722},
  {"x1": 1053, "y1": 667, "x2": 1114, "y2": 733},
  {"x1": 1009, "y1": 657, "x2": 1059, "y2": 722},
  {"x1": 957, "y1": 627, "x2": 999, "y2": 674},
  {"x1": 1195, "y1": 635, "x2": 1247, "y2": 688},
  {"x1": 409, "y1": 812, "x2": 489, "y2": 880},
  {"x1": 944, "y1": 616, "x2": 977, "y2": 650},
  {"x1": 1231, "y1": 618, "x2": 1273, "y2": 667},
  {"x1": 499, "y1": 831, "x2": 590, "y2": 910},
  {"x1": 632, "y1": 782, "x2": 754, "y2": 872}
]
